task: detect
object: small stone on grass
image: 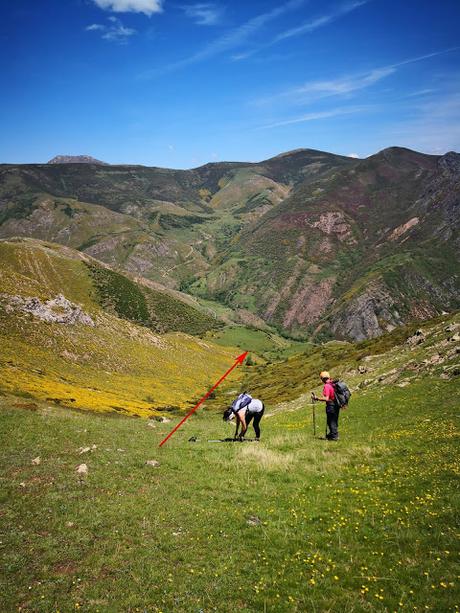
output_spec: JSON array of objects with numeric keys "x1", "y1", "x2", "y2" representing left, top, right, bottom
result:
[{"x1": 76, "y1": 463, "x2": 88, "y2": 475}]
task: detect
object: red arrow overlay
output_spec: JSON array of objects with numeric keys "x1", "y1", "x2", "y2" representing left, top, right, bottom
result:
[{"x1": 159, "y1": 351, "x2": 248, "y2": 447}]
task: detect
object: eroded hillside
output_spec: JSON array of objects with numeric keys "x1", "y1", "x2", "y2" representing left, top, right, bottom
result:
[{"x1": 1, "y1": 147, "x2": 459, "y2": 340}]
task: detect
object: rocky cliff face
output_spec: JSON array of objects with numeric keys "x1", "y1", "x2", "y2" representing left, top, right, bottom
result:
[
  {"x1": 47, "y1": 155, "x2": 108, "y2": 165},
  {"x1": 0, "y1": 147, "x2": 459, "y2": 340}
]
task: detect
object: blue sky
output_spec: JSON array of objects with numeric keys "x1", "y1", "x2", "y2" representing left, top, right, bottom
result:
[{"x1": 1, "y1": 0, "x2": 459, "y2": 167}]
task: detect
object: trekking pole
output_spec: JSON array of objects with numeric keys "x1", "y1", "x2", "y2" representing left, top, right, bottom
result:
[{"x1": 310, "y1": 392, "x2": 317, "y2": 437}]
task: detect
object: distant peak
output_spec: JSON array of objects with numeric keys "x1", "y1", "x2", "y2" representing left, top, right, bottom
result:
[
  {"x1": 47, "y1": 155, "x2": 108, "y2": 165},
  {"x1": 271, "y1": 148, "x2": 308, "y2": 159},
  {"x1": 266, "y1": 148, "x2": 351, "y2": 162}
]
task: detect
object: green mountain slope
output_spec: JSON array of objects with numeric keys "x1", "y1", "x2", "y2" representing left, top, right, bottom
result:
[
  {"x1": 243, "y1": 311, "x2": 460, "y2": 406},
  {"x1": 193, "y1": 148, "x2": 460, "y2": 340},
  {"x1": 1, "y1": 147, "x2": 459, "y2": 339},
  {"x1": 0, "y1": 238, "x2": 235, "y2": 416},
  {"x1": 0, "y1": 150, "x2": 352, "y2": 288}
]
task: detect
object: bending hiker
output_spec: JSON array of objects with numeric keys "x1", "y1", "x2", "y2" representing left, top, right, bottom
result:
[
  {"x1": 223, "y1": 392, "x2": 265, "y2": 440},
  {"x1": 312, "y1": 371, "x2": 340, "y2": 441}
]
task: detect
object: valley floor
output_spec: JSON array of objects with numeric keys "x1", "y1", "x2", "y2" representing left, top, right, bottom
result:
[{"x1": 1, "y1": 376, "x2": 459, "y2": 612}]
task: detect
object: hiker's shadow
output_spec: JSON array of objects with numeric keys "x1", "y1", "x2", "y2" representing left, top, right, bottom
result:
[{"x1": 207, "y1": 438, "x2": 260, "y2": 443}]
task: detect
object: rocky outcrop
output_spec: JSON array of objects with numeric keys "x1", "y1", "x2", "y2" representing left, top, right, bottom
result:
[
  {"x1": 2, "y1": 294, "x2": 95, "y2": 326},
  {"x1": 388, "y1": 217, "x2": 419, "y2": 241},
  {"x1": 48, "y1": 155, "x2": 108, "y2": 165},
  {"x1": 406, "y1": 329, "x2": 426, "y2": 346},
  {"x1": 283, "y1": 277, "x2": 335, "y2": 329},
  {"x1": 310, "y1": 211, "x2": 356, "y2": 244},
  {"x1": 330, "y1": 282, "x2": 403, "y2": 341}
]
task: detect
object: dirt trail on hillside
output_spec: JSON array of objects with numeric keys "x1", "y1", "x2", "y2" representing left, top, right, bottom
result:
[{"x1": 161, "y1": 245, "x2": 196, "y2": 279}]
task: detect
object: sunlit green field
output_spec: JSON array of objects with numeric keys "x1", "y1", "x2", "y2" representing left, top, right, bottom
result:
[
  {"x1": 1, "y1": 376, "x2": 458, "y2": 612},
  {"x1": 207, "y1": 325, "x2": 313, "y2": 361}
]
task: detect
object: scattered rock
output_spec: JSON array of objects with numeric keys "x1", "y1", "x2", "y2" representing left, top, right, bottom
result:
[
  {"x1": 188, "y1": 436, "x2": 198, "y2": 442},
  {"x1": 78, "y1": 445, "x2": 97, "y2": 454},
  {"x1": 358, "y1": 365, "x2": 368, "y2": 374},
  {"x1": 445, "y1": 324, "x2": 459, "y2": 333},
  {"x1": 19, "y1": 482, "x2": 26, "y2": 488},
  {"x1": 147, "y1": 422, "x2": 156, "y2": 428},
  {"x1": 407, "y1": 329, "x2": 426, "y2": 346},
  {"x1": 66, "y1": 521, "x2": 75, "y2": 528},
  {"x1": 246, "y1": 515, "x2": 262, "y2": 527},
  {"x1": 449, "y1": 332, "x2": 460, "y2": 342},
  {"x1": 146, "y1": 460, "x2": 160, "y2": 468},
  {"x1": 60, "y1": 349, "x2": 82, "y2": 362},
  {"x1": 76, "y1": 463, "x2": 88, "y2": 475},
  {"x1": 155, "y1": 416, "x2": 171, "y2": 423},
  {"x1": 442, "y1": 364, "x2": 460, "y2": 378},
  {"x1": 378, "y1": 368, "x2": 398, "y2": 383},
  {"x1": 31, "y1": 456, "x2": 41, "y2": 465},
  {"x1": 357, "y1": 378, "x2": 373, "y2": 389},
  {"x1": 397, "y1": 381, "x2": 411, "y2": 388},
  {"x1": 117, "y1": 448, "x2": 125, "y2": 452}
]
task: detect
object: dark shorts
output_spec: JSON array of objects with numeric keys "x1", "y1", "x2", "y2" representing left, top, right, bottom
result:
[{"x1": 245, "y1": 406, "x2": 265, "y2": 438}]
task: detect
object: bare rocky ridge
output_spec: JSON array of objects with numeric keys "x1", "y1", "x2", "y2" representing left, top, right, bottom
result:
[{"x1": 48, "y1": 155, "x2": 108, "y2": 165}]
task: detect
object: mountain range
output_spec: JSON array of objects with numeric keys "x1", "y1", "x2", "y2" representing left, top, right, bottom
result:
[{"x1": 1, "y1": 146, "x2": 459, "y2": 341}]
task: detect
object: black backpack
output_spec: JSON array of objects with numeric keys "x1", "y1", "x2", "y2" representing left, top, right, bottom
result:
[{"x1": 332, "y1": 380, "x2": 351, "y2": 408}]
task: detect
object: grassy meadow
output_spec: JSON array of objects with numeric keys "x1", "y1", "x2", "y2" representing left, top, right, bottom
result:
[
  {"x1": 0, "y1": 239, "x2": 458, "y2": 611},
  {"x1": 206, "y1": 325, "x2": 313, "y2": 362},
  {"x1": 1, "y1": 374, "x2": 458, "y2": 612}
]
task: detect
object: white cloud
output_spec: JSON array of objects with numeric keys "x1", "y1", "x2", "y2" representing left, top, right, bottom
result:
[
  {"x1": 86, "y1": 16, "x2": 136, "y2": 42},
  {"x1": 284, "y1": 67, "x2": 395, "y2": 101},
  {"x1": 256, "y1": 47, "x2": 460, "y2": 108},
  {"x1": 92, "y1": 0, "x2": 163, "y2": 16},
  {"x1": 274, "y1": 0, "x2": 369, "y2": 43},
  {"x1": 139, "y1": 0, "x2": 305, "y2": 77},
  {"x1": 347, "y1": 152, "x2": 360, "y2": 158},
  {"x1": 234, "y1": 0, "x2": 370, "y2": 61},
  {"x1": 391, "y1": 47, "x2": 460, "y2": 70},
  {"x1": 259, "y1": 106, "x2": 367, "y2": 129},
  {"x1": 182, "y1": 3, "x2": 223, "y2": 26},
  {"x1": 254, "y1": 68, "x2": 394, "y2": 109},
  {"x1": 405, "y1": 88, "x2": 436, "y2": 98}
]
